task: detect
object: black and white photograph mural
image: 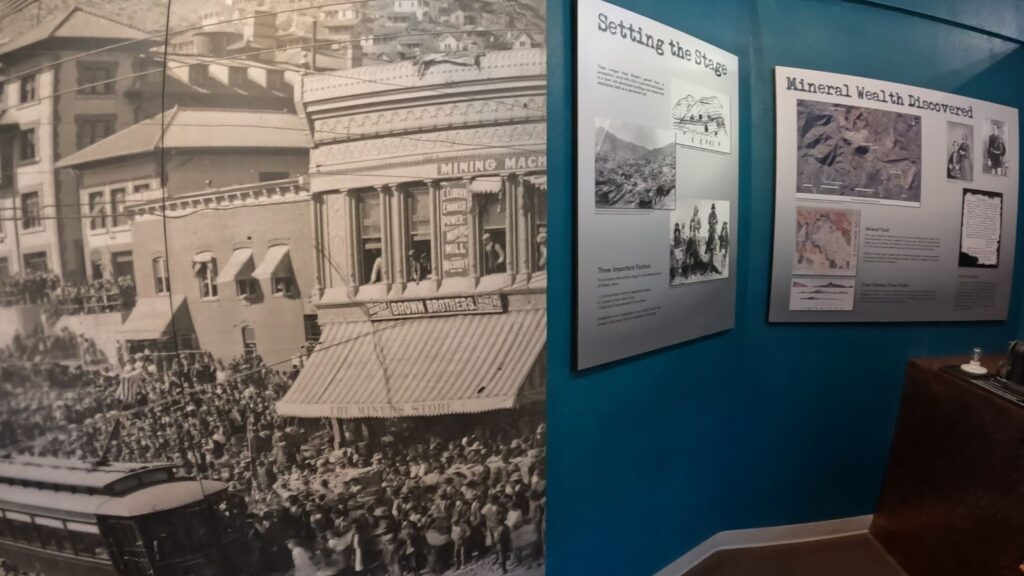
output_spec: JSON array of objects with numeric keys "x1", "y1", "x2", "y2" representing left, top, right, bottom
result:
[{"x1": 0, "y1": 1, "x2": 548, "y2": 574}]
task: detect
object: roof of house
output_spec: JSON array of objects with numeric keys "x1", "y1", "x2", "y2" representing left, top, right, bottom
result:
[
  {"x1": 57, "y1": 107, "x2": 311, "y2": 168},
  {"x1": 0, "y1": 7, "x2": 149, "y2": 57}
]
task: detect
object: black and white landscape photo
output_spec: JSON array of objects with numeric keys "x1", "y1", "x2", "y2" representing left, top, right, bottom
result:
[
  {"x1": 795, "y1": 99, "x2": 922, "y2": 206},
  {"x1": 671, "y1": 80, "x2": 731, "y2": 154},
  {"x1": 670, "y1": 199, "x2": 729, "y2": 285},
  {"x1": 594, "y1": 118, "x2": 677, "y2": 210},
  {"x1": 946, "y1": 121, "x2": 974, "y2": 182},
  {"x1": 983, "y1": 118, "x2": 1010, "y2": 177}
]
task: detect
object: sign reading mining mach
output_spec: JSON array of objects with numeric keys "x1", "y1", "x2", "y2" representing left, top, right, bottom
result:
[{"x1": 438, "y1": 153, "x2": 547, "y2": 176}]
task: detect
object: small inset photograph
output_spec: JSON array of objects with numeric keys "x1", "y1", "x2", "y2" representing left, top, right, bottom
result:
[
  {"x1": 983, "y1": 119, "x2": 1010, "y2": 177},
  {"x1": 796, "y1": 99, "x2": 921, "y2": 206},
  {"x1": 671, "y1": 79, "x2": 731, "y2": 154},
  {"x1": 789, "y1": 277, "x2": 856, "y2": 311},
  {"x1": 946, "y1": 121, "x2": 974, "y2": 182},
  {"x1": 594, "y1": 117, "x2": 676, "y2": 210},
  {"x1": 669, "y1": 199, "x2": 730, "y2": 285},
  {"x1": 959, "y1": 188, "x2": 1003, "y2": 268},
  {"x1": 793, "y1": 206, "x2": 859, "y2": 276}
]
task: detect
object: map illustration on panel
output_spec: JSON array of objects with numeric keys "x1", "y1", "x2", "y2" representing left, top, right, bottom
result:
[
  {"x1": 793, "y1": 206, "x2": 860, "y2": 276},
  {"x1": 672, "y1": 79, "x2": 731, "y2": 154},
  {"x1": 595, "y1": 117, "x2": 677, "y2": 210},
  {"x1": 796, "y1": 100, "x2": 922, "y2": 206}
]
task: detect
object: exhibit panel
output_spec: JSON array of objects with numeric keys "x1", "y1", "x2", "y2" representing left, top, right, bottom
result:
[
  {"x1": 575, "y1": 0, "x2": 739, "y2": 369},
  {"x1": 770, "y1": 67, "x2": 1019, "y2": 323}
]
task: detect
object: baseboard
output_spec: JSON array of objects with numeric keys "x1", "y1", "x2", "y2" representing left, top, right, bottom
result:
[{"x1": 653, "y1": 515, "x2": 875, "y2": 576}]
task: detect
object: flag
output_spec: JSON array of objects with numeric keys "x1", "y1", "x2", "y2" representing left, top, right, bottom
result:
[{"x1": 116, "y1": 368, "x2": 145, "y2": 403}]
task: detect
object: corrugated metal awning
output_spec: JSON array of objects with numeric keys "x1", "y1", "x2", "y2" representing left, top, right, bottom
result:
[
  {"x1": 470, "y1": 178, "x2": 503, "y2": 194},
  {"x1": 276, "y1": 308, "x2": 546, "y2": 419},
  {"x1": 253, "y1": 244, "x2": 291, "y2": 280},
  {"x1": 217, "y1": 248, "x2": 254, "y2": 285},
  {"x1": 119, "y1": 295, "x2": 189, "y2": 341}
]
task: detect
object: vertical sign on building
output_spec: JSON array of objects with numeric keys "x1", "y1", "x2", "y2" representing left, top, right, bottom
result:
[{"x1": 440, "y1": 182, "x2": 470, "y2": 277}]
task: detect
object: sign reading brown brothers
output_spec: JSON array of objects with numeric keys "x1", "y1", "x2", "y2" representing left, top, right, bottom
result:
[{"x1": 368, "y1": 295, "x2": 505, "y2": 320}]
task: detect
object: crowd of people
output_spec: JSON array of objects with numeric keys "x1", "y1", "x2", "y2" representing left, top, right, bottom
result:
[
  {"x1": 0, "y1": 327, "x2": 546, "y2": 576},
  {"x1": 0, "y1": 273, "x2": 135, "y2": 317}
]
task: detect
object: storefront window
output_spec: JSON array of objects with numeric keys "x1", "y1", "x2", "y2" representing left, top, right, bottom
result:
[
  {"x1": 479, "y1": 195, "x2": 506, "y2": 275},
  {"x1": 358, "y1": 190, "x2": 383, "y2": 284},
  {"x1": 407, "y1": 187, "x2": 432, "y2": 281}
]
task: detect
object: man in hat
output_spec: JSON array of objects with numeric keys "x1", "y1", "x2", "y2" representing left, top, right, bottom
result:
[{"x1": 481, "y1": 233, "x2": 506, "y2": 275}]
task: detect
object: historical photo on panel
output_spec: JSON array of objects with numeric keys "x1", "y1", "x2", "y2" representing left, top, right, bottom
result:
[
  {"x1": 983, "y1": 118, "x2": 1010, "y2": 177},
  {"x1": 789, "y1": 278, "x2": 855, "y2": 311},
  {"x1": 793, "y1": 206, "x2": 860, "y2": 276},
  {"x1": 946, "y1": 121, "x2": 974, "y2": 182},
  {"x1": 670, "y1": 199, "x2": 729, "y2": 285},
  {"x1": 595, "y1": 118, "x2": 677, "y2": 210},
  {"x1": 0, "y1": 1, "x2": 548, "y2": 575},
  {"x1": 959, "y1": 189, "x2": 1003, "y2": 268},
  {"x1": 671, "y1": 79, "x2": 731, "y2": 153},
  {"x1": 795, "y1": 100, "x2": 922, "y2": 206}
]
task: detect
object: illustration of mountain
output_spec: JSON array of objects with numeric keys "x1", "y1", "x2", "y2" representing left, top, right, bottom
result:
[
  {"x1": 672, "y1": 95, "x2": 727, "y2": 133},
  {"x1": 595, "y1": 128, "x2": 651, "y2": 159}
]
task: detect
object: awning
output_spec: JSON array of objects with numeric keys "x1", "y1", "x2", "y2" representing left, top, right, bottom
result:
[
  {"x1": 276, "y1": 308, "x2": 546, "y2": 419},
  {"x1": 192, "y1": 251, "x2": 214, "y2": 264},
  {"x1": 470, "y1": 178, "x2": 503, "y2": 194},
  {"x1": 523, "y1": 175, "x2": 547, "y2": 190},
  {"x1": 253, "y1": 244, "x2": 291, "y2": 280},
  {"x1": 216, "y1": 248, "x2": 254, "y2": 285},
  {"x1": 119, "y1": 295, "x2": 190, "y2": 341},
  {"x1": 192, "y1": 251, "x2": 215, "y2": 274}
]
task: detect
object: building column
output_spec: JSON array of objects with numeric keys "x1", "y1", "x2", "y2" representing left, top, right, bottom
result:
[
  {"x1": 345, "y1": 189, "x2": 360, "y2": 298},
  {"x1": 424, "y1": 179, "x2": 441, "y2": 287},
  {"x1": 394, "y1": 183, "x2": 409, "y2": 291},
  {"x1": 514, "y1": 174, "x2": 533, "y2": 283},
  {"x1": 376, "y1": 185, "x2": 393, "y2": 291},
  {"x1": 466, "y1": 179, "x2": 481, "y2": 279}
]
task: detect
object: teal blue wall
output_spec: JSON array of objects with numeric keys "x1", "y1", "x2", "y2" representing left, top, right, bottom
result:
[{"x1": 546, "y1": 1, "x2": 1024, "y2": 574}]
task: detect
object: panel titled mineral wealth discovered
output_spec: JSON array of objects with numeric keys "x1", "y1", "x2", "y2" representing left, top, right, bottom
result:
[{"x1": 770, "y1": 67, "x2": 1019, "y2": 323}]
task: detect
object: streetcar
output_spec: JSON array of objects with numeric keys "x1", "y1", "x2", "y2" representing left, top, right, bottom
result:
[{"x1": 0, "y1": 456, "x2": 246, "y2": 576}]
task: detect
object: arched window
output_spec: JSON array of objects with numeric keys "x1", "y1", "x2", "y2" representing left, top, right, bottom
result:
[{"x1": 152, "y1": 257, "x2": 170, "y2": 295}]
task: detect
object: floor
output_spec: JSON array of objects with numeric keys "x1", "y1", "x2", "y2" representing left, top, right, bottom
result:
[{"x1": 686, "y1": 533, "x2": 907, "y2": 576}]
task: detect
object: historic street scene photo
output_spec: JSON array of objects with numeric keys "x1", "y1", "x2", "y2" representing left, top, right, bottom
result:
[{"x1": 0, "y1": 0, "x2": 548, "y2": 574}]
